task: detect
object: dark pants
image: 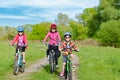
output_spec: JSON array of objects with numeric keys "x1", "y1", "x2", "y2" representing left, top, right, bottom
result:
[
  {"x1": 46, "y1": 45, "x2": 61, "y2": 65},
  {"x1": 16, "y1": 46, "x2": 26, "y2": 53}
]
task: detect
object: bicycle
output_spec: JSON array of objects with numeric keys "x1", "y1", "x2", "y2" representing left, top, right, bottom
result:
[
  {"x1": 63, "y1": 52, "x2": 72, "y2": 80},
  {"x1": 45, "y1": 43, "x2": 58, "y2": 74},
  {"x1": 11, "y1": 45, "x2": 25, "y2": 75},
  {"x1": 48, "y1": 45, "x2": 56, "y2": 74}
]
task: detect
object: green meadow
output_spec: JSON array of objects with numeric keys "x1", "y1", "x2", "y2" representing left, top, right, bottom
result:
[{"x1": 0, "y1": 41, "x2": 120, "y2": 80}]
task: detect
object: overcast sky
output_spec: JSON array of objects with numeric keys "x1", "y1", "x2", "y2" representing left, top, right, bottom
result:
[{"x1": 0, "y1": 0, "x2": 99, "y2": 27}]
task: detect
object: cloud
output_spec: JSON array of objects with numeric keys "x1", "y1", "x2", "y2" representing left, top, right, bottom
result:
[
  {"x1": 0, "y1": 14, "x2": 30, "y2": 19},
  {"x1": 0, "y1": 0, "x2": 99, "y2": 9},
  {"x1": 0, "y1": 0, "x2": 99, "y2": 26}
]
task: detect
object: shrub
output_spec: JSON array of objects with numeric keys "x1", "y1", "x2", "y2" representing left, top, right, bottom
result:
[{"x1": 96, "y1": 20, "x2": 120, "y2": 47}]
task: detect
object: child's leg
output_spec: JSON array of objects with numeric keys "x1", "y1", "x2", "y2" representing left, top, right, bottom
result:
[
  {"x1": 22, "y1": 47, "x2": 26, "y2": 63},
  {"x1": 62, "y1": 62, "x2": 66, "y2": 72},
  {"x1": 70, "y1": 54, "x2": 75, "y2": 68},
  {"x1": 70, "y1": 54, "x2": 74, "y2": 60},
  {"x1": 22, "y1": 52, "x2": 25, "y2": 63},
  {"x1": 60, "y1": 55, "x2": 66, "y2": 76},
  {"x1": 46, "y1": 49, "x2": 49, "y2": 57}
]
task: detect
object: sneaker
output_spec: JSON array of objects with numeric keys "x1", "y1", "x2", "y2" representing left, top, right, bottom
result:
[
  {"x1": 72, "y1": 65, "x2": 76, "y2": 68},
  {"x1": 23, "y1": 59, "x2": 26, "y2": 64},
  {"x1": 55, "y1": 65, "x2": 59, "y2": 69},
  {"x1": 60, "y1": 72, "x2": 64, "y2": 77}
]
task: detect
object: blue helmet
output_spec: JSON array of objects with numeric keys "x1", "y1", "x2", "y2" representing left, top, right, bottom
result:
[
  {"x1": 17, "y1": 26, "x2": 24, "y2": 32},
  {"x1": 64, "y1": 32, "x2": 72, "y2": 37}
]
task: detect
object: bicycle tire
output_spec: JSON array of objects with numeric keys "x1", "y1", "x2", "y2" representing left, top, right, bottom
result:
[
  {"x1": 13, "y1": 57, "x2": 19, "y2": 75},
  {"x1": 49, "y1": 52, "x2": 55, "y2": 73},
  {"x1": 67, "y1": 62, "x2": 72, "y2": 80},
  {"x1": 19, "y1": 55, "x2": 25, "y2": 73},
  {"x1": 20, "y1": 64, "x2": 25, "y2": 73},
  {"x1": 64, "y1": 65, "x2": 67, "y2": 79}
]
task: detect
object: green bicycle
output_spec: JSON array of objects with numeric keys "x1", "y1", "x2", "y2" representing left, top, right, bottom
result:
[{"x1": 64, "y1": 53, "x2": 72, "y2": 80}]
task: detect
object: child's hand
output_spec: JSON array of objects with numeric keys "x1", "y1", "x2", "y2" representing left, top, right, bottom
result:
[
  {"x1": 76, "y1": 49, "x2": 80, "y2": 52},
  {"x1": 9, "y1": 43, "x2": 14, "y2": 46},
  {"x1": 59, "y1": 48, "x2": 62, "y2": 51}
]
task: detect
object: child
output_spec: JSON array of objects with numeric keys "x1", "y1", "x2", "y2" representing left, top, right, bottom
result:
[
  {"x1": 10, "y1": 26, "x2": 28, "y2": 64},
  {"x1": 59, "y1": 32, "x2": 79, "y2": 76},
  {"x1": 43, "y1": 23, "x2": 61, "y2": 68}
]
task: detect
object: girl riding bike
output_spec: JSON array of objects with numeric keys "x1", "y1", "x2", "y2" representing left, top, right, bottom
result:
[
  {"x1": 43, "y1": 23, "x2": 61, "y2": 68},
  {"x1": 10, "y1": 26, "x2": 28, "y2": 64},
  {"x1": 59, "y1": 32, "x2": 79, "y2": 76}
]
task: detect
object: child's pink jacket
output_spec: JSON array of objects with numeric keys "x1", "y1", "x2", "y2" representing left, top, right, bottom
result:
[
  {"x1": 11, "y1": 34, "x2": 28, "y2": 45},
  {"x1": 43, "y1": 32, "x2": 61, "y2": 45}
]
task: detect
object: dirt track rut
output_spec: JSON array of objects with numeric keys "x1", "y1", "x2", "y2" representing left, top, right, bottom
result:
[{"x1": 8, "y1": 54, "x2": 80, "y2": 80}]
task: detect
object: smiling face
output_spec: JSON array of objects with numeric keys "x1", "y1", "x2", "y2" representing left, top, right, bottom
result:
[{"x1": 65, "y1": 35, "x2": 71, "y2": 42}]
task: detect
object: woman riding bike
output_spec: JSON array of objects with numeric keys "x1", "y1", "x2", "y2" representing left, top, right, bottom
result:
[
  {"x1": 59, "y1": 32, "x2": 79, "y2": 76},
  {"x1": 10, "y1": 26, "x2": 28, "y2": 64},
  {"x1": 43, "y1": 23, "x2": 61, "y2": 68}
]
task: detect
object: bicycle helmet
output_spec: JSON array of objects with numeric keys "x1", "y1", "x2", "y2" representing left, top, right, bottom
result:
[
  {"x1": 17, "y1": 26, "x2": 24, "y2": 32},
  {"x1": 64, "y1": 32, "x2": 71, "y2": 37},
  {"x1": 51, "y1": 24, "x2": 57, "y2": 29}
]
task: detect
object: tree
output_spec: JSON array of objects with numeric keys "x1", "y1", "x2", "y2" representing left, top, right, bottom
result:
[
  {"x1": 76, "y1": 8, "x2": 101, "y2": 37},
  {"x1": 55, "y1": 13, "x2": 70, "y2": 26},
  {"x1": 69, "y1": 20, "x2": 88, "y2": 40},
  {"x1": 29, "y1": 22, "x2": 51, "y2": 40}
]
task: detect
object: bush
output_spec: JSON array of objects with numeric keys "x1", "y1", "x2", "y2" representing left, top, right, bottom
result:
[
  {"x1": 70, "y1": 21, "x2": 88, "y2": 40},
  {"x1": 57, "y1": 25, "x2": 73, "y2": 40},
  {"x1": 96, "y1": 20, "x2": 120, "y2": 47}
]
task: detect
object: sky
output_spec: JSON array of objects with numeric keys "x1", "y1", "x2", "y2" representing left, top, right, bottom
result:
[{"x1": 0, "y1": 0, "x2": 99, "y2": 27}]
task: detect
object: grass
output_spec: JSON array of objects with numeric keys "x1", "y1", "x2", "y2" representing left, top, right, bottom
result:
[
  {"x1": 0, "y1": 41, "x2": 45, "y2": 80},
  {"x1": 76, "y1": 46, "x2": 120, "y2": 80},
  {"x1": 1, "y1": 41, "x2": 120, "y2": 80}
]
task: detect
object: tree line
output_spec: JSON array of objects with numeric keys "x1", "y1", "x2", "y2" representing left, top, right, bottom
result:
[{"x1": 0, "y1": 0, "x2": 120, "y2": 47}]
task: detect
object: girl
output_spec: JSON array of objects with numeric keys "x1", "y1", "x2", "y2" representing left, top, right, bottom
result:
[
  {"x1": 43, "y1": 24, "x2": 61, "y2": 68},
  {"x1": 11, "y1": 26, "x2": 28, "y2": 64}
]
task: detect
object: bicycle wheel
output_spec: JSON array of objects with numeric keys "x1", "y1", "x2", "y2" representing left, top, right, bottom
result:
[
  {"x1": 20, "y1": 56, "x2": 25, "y2": 72},
  {"x1": 64, "y1": 64, "x2": 67, "y2": 79},
  {"x1": 49, "y1": 52, "x2": 55, "y2": 73},
  {"x1": 67, "y1": 62, "x2": 72, "y2": 80},
  {"x1": 13, "y1": 56, "x2": 19, "y2": 75},
  {"x1": 20, "y1": 64, "x2": 25, "y2": 72}
]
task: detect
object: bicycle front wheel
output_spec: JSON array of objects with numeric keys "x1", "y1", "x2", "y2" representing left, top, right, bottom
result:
[
  {"x1": 13, "y1": 56, "x2": 19, "y2": 75},
  {"x1": 49, "y1": 53, "x2": 55, "y2": 73},
  {"x1": 67, "y1": 62, "x2": 72, "y2": 80}
]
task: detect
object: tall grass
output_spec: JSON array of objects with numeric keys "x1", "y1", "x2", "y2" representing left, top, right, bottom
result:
[{"x1": 0, "y1": 41, "x2": 45, "y2": 80}]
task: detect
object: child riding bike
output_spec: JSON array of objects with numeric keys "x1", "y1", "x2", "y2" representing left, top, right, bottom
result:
[
  {"x1": 43, "y1": 23, "x2": 61, "y2": 68},
  {"x1": 10, "y1": 26, "x2": 28, "y2": 64},
  {"x1": 59, "y1": 32, "x2": 79, "y2": 76}
]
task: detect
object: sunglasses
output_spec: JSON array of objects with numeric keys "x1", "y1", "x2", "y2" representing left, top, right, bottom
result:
[
  {"x1": 65, "y1": 37, "x2": 70, "y2": 39},
  {"x1": 18, "y1": 31, "x2": 23, "y2": 33}
]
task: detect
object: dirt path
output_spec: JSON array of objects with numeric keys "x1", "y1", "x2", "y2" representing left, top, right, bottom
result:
[
  {"x1": 8, "y1": 54, "x2": 80, "y2": 80},
  {"x1": 8, "y1": 57, "x2": 48, "y2": 80}
]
